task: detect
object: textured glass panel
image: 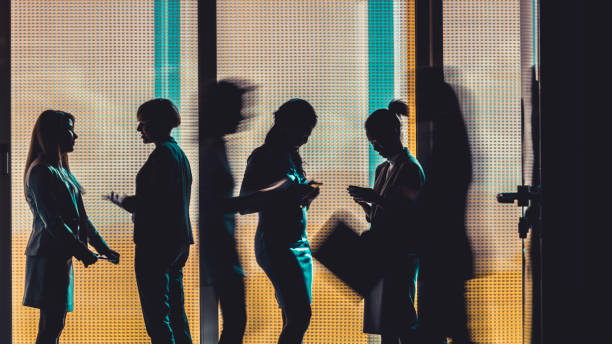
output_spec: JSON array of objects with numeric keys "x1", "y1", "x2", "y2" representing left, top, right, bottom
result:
[
  {"x1": 11, "y1": 1, "x2": 199, "y2": 342},
  {"x1": 217, "y1": 1, "x2": 415, "y2": 343},
  {"x1": 443, "y1": 1, "x2": 529, "y2": 343}
]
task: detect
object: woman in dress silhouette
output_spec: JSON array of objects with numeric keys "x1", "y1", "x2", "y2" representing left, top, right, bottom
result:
[
  {"x1": 240, "y1": 99, "x2": 320, "y2": 344},
  {"x1": 23, "y1": 110, "x2": 119, "y2": 344}
]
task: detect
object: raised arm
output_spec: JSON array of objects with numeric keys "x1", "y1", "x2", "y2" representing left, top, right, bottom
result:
[
  {"x1": 104, "y1": 192, "x2": 135, "y2": 213},
  {"x1": 224, "y1": 178, "x2": 290, "y2": 214}
]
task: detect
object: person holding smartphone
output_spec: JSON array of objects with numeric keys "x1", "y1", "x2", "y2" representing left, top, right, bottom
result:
[
  {"x1": 348, "y1": 100, "x2": 425, "y2": 344},
  {"x1": 240, "y1": 99, "x2": 320, "y2": 344}
]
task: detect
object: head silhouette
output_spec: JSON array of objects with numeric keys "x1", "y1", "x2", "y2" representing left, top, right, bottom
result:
[
  {"x1": 269, "y1": 98, "x2": 317, "y2": 149},
  {"x1": 25, "y1": 109, "x2": 83, "y2": 194},
  {"x1": 201, "y1": 79, "x2": 251, "y2": 137},
  {"x1": 25, "y1": 110, "x2": 76, "y2": 170},
  {"x1": 365, "y1": 100, "x2": 409, "y2": 159},
  {"x1": 137, "y1": 98, "x2": 180, "y2": 143}
]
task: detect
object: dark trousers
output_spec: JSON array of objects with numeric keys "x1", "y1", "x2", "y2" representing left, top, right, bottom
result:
[
  {"x1": 135, "y1": 245, "x2": 193, "y2": 344},
  {"x1": 35, "y1": 306, "x2": 67, "y2": 344},
  {"x1": 214, "y1": 273, "x2": 247, "y2": 344}
]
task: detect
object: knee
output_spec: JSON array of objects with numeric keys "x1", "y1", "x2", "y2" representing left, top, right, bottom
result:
[
  {"x1": 223, "y1": 310, "x2": 246, "y2": 334},
  {"x1": 284, "y1": 304, "x2": 311, "y2": 332}
]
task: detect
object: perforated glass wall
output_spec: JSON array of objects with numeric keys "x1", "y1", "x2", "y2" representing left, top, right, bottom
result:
[
  {"x1": 9, "y1": 1, "x2": 531, "y2": 343},
  {"x1": 217, "y1": 1, "x2": 415, "y2": 343},
  {"x1": 11, "y1": 1, "x2": 199, "y2": 342},
  {"x1": 443, "y1": 1, "x2": 529, "y2": 343}
]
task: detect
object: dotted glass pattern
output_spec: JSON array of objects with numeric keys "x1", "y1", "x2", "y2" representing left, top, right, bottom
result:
[
  {"x1": 9, "y1": 1, "x2": 532, "y2": 343},
  {"x1": 217, "y1": 1, "x2": 415, "y2": 343},
  {"x1": 10, "y1": 1, "x2": 200, "y2": 343},
  {"x1": 443, "y1": 1, "x2": 530, "y2": 343}
]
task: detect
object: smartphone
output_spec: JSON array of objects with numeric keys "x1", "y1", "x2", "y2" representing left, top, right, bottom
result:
[
  {"x1": 309, "y1": 181, "x2": 323, "y2": 188},
  {"x1": 96, "y1": 254, "x2": 119, "y2": 264}
]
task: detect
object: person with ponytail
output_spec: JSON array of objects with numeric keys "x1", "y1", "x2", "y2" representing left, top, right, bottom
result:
[
  {"x1": 240, "y1": 99, "x2": 321, "y2": 344},
  {"x1": 348, "y1": 100, "x2": 425, "y2": 343},
  {"x1": 105, "y1": 99, "x2": 193, "y2": 343},
  {"x1": 23, "y1": 110, "x2": 120, "y2": 344}
]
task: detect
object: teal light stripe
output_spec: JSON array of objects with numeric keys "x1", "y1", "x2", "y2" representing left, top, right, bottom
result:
[
  {"x1": 368, "y1": 0, "x2": 395, "y2": 185},
  {"x1": 154, "y1": 0, "x2": 181, "y2": 140}
]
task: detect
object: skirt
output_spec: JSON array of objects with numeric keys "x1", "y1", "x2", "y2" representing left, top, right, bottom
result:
[
  {"x1": 23, "y1": 255, "x2": 74, "y2": 312},
  {"x1": 255, "y1": 238, "x2": 313, "y2": 309}
]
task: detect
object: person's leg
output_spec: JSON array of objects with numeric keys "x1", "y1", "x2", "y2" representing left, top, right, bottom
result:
[
  {"x1": 281, "y1": 309, "x2": 288, "y2": 330},
  {"x1": 273, "y1": 258, "x2": 311, "y2": 344},
  {"x1": 278, "y1": 301, "x2": 311, "y2": 344},
  {"x1": 35, "y1": 306, "x2": 66, "y2": 344},
  {"x1": 168, "y1": 247, "x2": 193, "y2": 344},
  {"x1": 216, "y1": 274, "x2": 246, "y2": 344},
  {"x1": 135, "y1": 246, "x2": 175, "y2": 344},
  {"x1": 381, "y1": 334, "x2": 400, "y2": 344},
  {"x1": 444, "y1": 280, "x2": 470, "y2": 344},
  {"x1": 168, "y1": 268, "x2": 192, "y2": 344},
  {"x1": 397, "y1": 332, "x2": 422, "y2": 344}
]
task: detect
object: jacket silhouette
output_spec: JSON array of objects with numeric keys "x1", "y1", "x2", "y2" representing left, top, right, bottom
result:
[
  {"x1": 122, "y1": 136, "x2": 193, "y2": 248},
  {"x1": 363, "y1": 148, "x2": 426, "y2": 337},
  {"x1": 23, "y1": 160, "x2": 110, "y2": 311}
]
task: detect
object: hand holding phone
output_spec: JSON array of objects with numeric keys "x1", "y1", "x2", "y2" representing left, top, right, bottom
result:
[{"x1": 347, "y1": 185, "x2": 381, "y2": 205}]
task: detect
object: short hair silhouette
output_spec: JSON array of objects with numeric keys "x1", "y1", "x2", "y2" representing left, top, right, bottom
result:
[{"x1": 137, "y1": 98, "x2": 181, "y2": 128}]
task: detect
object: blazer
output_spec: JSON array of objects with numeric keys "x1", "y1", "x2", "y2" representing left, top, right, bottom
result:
[
  {"x1": 368, "y1": 148, "x2": 426, "y2": 243},
  {"x1": 363, "y1": 148, "x2": 425, "y2": 334},
  {"x1": 123, "y1": 137, "x2": 193, "y2": 248},
  {"x1": 24, "y1": 160, "x2": 107, "y2": 257}
]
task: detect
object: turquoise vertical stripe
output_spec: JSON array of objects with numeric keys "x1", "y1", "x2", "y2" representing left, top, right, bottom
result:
[
  {"x1": 154, "y1": 0, "x2": 181, "y2": 140},
  {"x1": 368, "y1": 0, "x2": 394, "y2": 185}
]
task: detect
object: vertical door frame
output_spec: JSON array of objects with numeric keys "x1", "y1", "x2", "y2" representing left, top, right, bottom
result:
[
  {"x1": 198, "y1": 1, "x2": 218, "y2": 343},
  {"x1": 538, "y1": 0, "x2": 584, "y2": 343},
  {"x1": 0, "y1": 0, "x2": 11, "y2": 341}
]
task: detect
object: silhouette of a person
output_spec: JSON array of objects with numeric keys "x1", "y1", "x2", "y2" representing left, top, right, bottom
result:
[
  {"x1": 348, "y1": 101, "x2": 426, "y2": 344},
  {"x1": 106, "y1": 99, "x2": 193, "y2": 344},
  {"x1": 23, "y1": 110, "x2": 120, "y2": 344},
  {"x1": 413, "y1": 68, "x2": 473, "y2": 344},
  {"x1": 239, "y1": 99, "x2": 320, "y2": 344},
  {"x1": 199, "y1": 80, "x2": 252, "y2": 343}
]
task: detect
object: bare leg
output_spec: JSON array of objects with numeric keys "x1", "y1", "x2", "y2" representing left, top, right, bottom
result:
[{"x1": 277, "y1": 303, "x2": 311, "y2": 344}]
